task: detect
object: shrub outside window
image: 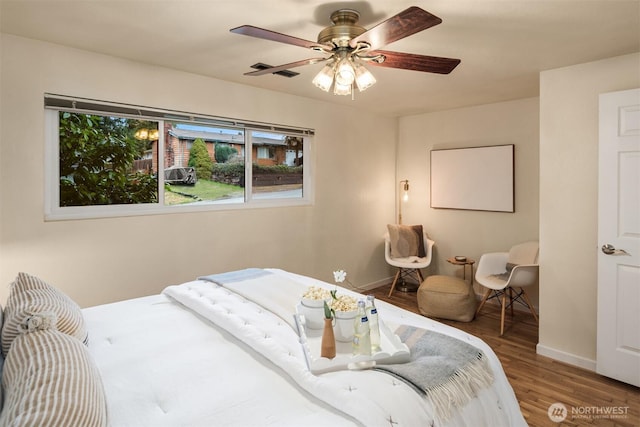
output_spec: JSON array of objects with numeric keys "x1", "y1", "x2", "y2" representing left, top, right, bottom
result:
[{"x1": 45, "y1": 95, "x2": 313, "y2": 220}]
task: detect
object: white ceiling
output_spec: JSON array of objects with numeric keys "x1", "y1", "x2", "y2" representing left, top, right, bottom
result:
[{"x1": 1, "y1": 0, "x2": 639, "y2": 117}]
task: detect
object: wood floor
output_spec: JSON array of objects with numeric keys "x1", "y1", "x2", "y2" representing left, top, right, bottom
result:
[{"x1": 371, "y1": 284, "x2": 640, "y2": 427}]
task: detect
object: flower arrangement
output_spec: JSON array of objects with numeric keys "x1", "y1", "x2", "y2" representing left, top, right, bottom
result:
[
  {"x1": 300, "y1": 270, "x2": 357, "y2": 322},
  {"x1": 333, "y1": 270, "x2": 348, "y2": 285},
  {"x1": 330, "y1": 270, "x2": 357, "y2": 313},
  {"x1": 329, "y1": 270, "x2": 359, "y2": 342}
]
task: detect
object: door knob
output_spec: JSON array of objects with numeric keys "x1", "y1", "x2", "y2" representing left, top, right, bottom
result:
[{"x1": 602, "y1": 244, "x2": 630, "y2": 256}]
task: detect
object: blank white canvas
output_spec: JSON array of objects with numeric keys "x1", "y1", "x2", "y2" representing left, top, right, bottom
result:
[{"x1": 430, "y1": 145, "x2": 514, "y2": 212}]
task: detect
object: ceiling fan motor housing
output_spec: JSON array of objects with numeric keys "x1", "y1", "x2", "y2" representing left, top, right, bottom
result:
[{"x1": 317, "y1": 9, "x2": 366, "y2": 47}]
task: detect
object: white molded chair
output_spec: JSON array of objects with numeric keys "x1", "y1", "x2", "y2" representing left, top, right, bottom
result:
[
  {"x1": 475, "y1": 241, "x2": 539, "y2": 335},
  {"x1": 384, "y1": 232, "x2": 435, "y2": 297}
]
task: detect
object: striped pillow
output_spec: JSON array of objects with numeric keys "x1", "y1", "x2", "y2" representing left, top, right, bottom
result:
[
  {"x1": 1, "y1": 272, "x2": 88, "y2": 356},
  {"x1": 0, "y1": 324, "x2": 107, "y2": 427},
  {"x1": 0, "y1": 302, "x2": 3, "y2": 409}
]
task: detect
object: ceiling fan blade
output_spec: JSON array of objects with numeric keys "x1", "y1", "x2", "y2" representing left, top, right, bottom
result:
[
  {"x1": 231, "y1": 25, "x2": 325, "y2": 50},
  {"x1": 244, "y1": 58, "x2": 329, "y2": 76},
  {"x1": 367, "y1": 50, "x2": 461, "y2": 74},
  {"x1": 350, "y1": 7, "x2": 442, "y2": 51}
]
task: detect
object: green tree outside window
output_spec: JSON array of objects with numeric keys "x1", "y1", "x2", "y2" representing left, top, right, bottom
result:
[
  {"x1": 59, "y1": 112, "x2": 158, "y2": 206},
  {"x1": 188, "y1": 138, "x2": 214, "y2": 181}
]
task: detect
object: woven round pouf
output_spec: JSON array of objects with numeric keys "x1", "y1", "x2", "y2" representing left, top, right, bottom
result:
[{"x1": 417, "y1": 275, "x2": 477, "y2": 322}]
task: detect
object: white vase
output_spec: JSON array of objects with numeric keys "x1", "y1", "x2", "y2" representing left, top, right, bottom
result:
[{"x1": 333, "y1": 309, "x2": 357, "y2": 342}]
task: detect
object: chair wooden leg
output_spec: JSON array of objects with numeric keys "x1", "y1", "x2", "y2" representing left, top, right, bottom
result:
[
  {"x1": 417, "y1": 269, "x2": 424, "y2": 283},
  {"x1": 519, "y1": 288, "x2": 539, "y2": 323},
  {"x1": 388, "y1": 269, "x2": 401, "y2": 297},
  {"x1": 476, "y1": 288, "x2": 492, "y2": 315},
  {"x1": 500, "y1": 291, "x2": 507, "y2": 336}
]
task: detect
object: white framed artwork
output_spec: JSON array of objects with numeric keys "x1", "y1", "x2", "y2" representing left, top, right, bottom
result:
[{"x1": 430, "y1": 144, "x2": 514, "y2": 212}]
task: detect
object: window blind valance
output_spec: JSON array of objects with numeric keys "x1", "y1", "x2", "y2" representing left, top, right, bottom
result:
[{"x1": 44, "y1": 94, "x2": 315, "y2": 137}]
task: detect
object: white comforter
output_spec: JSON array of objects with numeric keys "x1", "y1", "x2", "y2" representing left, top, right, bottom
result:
[
  {"x1": 164, "y1": 269, "x2": 526, "y2": 427},
  {"x1": 84, "y1": 269, "x2": 526, "y2": 427}
]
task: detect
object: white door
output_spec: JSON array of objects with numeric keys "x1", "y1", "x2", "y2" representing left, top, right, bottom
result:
[{"x1": 597, "y1": 88, "x2": 640, "y2": 387}]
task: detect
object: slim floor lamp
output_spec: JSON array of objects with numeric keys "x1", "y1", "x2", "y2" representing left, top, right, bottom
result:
[
  {"x1": 395, "y1": 179, "x2": 420, "y2": 292},
  {"x1": 398, "y1": 179, "x2": 409, "y2": 224}
]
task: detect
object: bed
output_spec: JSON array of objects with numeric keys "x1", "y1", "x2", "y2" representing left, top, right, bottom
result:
[{"x1": 0, "y1": 269, "x2": 527, "y2": 427}]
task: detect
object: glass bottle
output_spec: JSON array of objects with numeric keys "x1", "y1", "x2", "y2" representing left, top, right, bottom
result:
[
  {"x1": 353, "y1": 299, "x2": 371, "y2": 356},
  {"x1": 366, "y1": 295, "x2": 381, "y2": 352}
]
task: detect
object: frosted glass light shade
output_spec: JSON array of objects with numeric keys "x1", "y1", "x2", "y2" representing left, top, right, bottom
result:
[
  {"x1": 355, "y1": 64, "x2": 376, "y2": 92},
  {"x1": 312, "y1": 64, "x2": 334, "y2": 92},
  {"x1": 334, "y1": 59, "x2": 355, "y2": 86},
  {"x1": 333, "y1": 81, "x2": 352, "y2": 96}
]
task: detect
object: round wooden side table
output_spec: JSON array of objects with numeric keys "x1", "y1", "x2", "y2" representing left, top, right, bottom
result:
[{"x1": 446, "y1": 257, "x2": 476, "y2": 284}]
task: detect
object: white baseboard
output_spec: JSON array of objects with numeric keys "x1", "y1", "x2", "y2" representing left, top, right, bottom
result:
[
  {"x1": 359, "y1": 276, "x2": 395, "y2": 291},
  {"x1": 369, "y1": 279, "x2": 596, "y2": 373},
  {"x1": 536, "y1": 343, "x2": 597, "y2": 372}
]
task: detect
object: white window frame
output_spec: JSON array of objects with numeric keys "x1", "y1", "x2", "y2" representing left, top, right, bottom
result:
[{"x1": 44, "y1": 95, "x2": 314, "y2": 221}]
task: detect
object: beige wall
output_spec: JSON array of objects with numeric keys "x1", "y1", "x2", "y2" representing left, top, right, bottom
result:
[
  {"x1": 3, "y1": 32, "x2": 638, "y2": 374},
  {"x1": 538, "y1": 53, "x2": 640, "y2": 368},
  {"x1": 397, "y1": 98, "x2": 540, "y2": 305},
  {"x1": 0, "y1": 34, "x2": 397, "y2": 307}
]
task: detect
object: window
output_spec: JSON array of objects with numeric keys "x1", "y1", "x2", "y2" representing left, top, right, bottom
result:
[
  {"x1": 257, "y1": 146, "x2": 272, "y2": 159},
  {"x1": 45, "y1": 95, "x2": 313, "y2": 220}
]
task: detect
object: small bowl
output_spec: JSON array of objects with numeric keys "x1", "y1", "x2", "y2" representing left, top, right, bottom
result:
[{"x1": 454, "y1": 256, "x2": 467, "y2": 262}]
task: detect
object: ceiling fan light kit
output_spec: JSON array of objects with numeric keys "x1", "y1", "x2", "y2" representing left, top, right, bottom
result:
[
  {"x1": 311, "y1": 49, "x2": 378, "y2": 97},
  {"x1": 230, "y1": 6, "x2": 460, "y2": 99}
]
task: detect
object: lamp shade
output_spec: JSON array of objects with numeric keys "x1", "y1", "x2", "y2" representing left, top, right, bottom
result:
[
  {"x1": 333, "y1": 80, "x2": 352, "y2": 96},
  {"x1": 355, "y1": 64, "x2": 376, "y2": 92},
  {"x1": 312, "y1": 64, "x2": 334, "y2": 92},
  {"x1": 334, "y1": 58, "x2": 355, "y2": 86}
]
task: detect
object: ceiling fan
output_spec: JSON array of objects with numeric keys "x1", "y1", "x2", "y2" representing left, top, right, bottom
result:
[{"x1": 230, "y1": 6, "x2": 461, "y2": 96}]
